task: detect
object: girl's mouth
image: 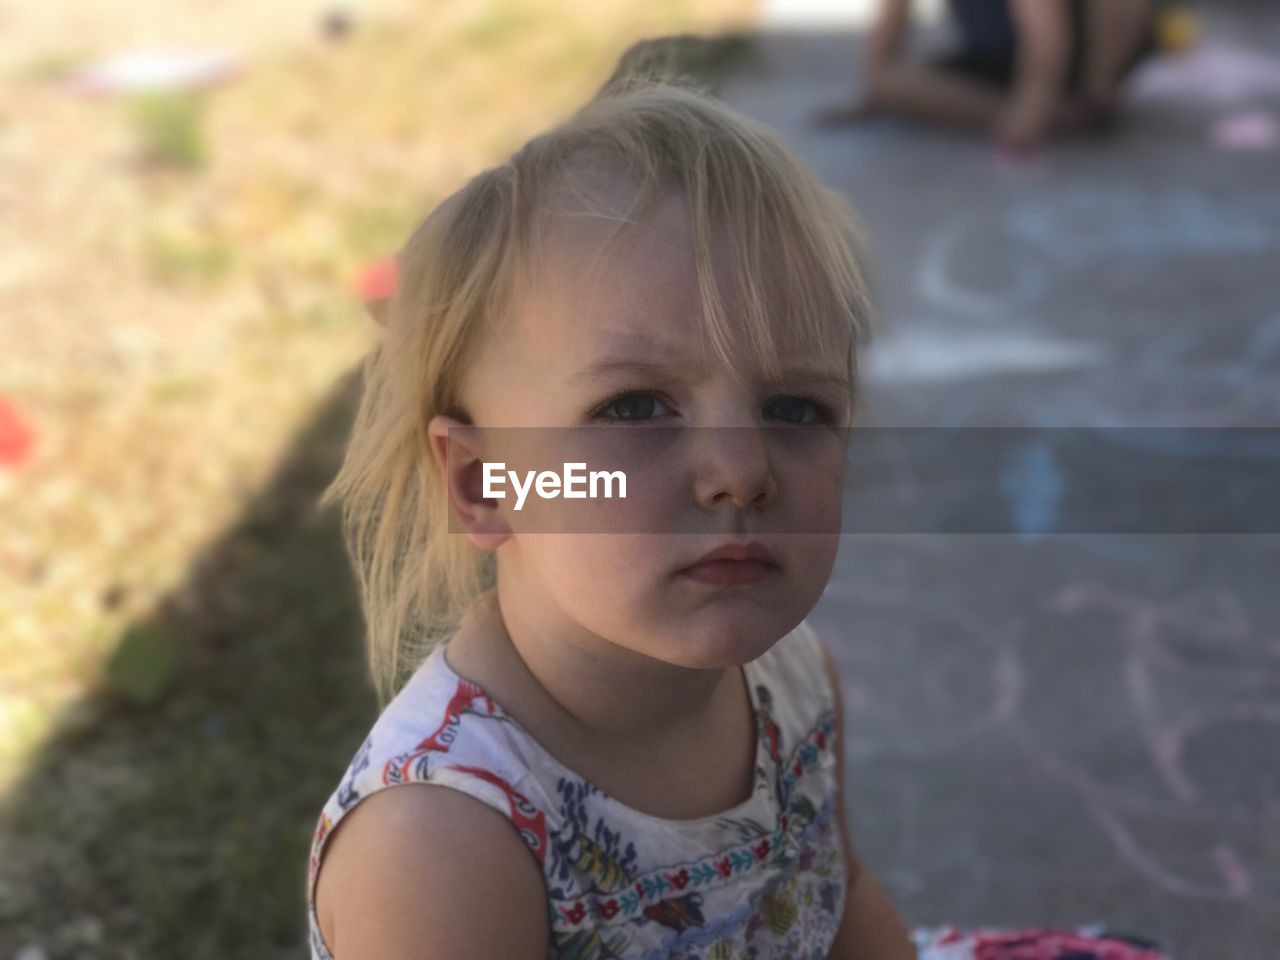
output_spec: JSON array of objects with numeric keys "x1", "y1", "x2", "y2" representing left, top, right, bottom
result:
[{"x1": 678, "y1": 558, "x2": 777, "y2": 587}]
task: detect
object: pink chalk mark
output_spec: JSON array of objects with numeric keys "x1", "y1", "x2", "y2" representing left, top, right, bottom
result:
[
  {"x1": 1090, "y1": 802, "x2": 1253, "y2": 900},
  {"x1": 1065, "y1": 582, "x2": 1280, "y2": 811},
  {"x1": 1211, "y1": 110, "x2": 1279, "y2": 152}
]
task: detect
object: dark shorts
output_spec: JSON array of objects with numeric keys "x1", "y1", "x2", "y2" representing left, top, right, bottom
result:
[{"x1": 933, "y1": 0, "x2": 1157, "y2": 95}]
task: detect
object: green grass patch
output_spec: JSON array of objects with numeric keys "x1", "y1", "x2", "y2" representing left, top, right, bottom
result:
[
  {"x1": 124, "y1": 91, "x2": 209, "y2": 171},
  {"x1": 143, "y1": 228, "x2": 235, "y2": 286},
  {"x1": 339, "y1": 199, "x2": 422, "y2": 261},
  {"x1": 461, "y1": 4, "x2": 547, "y2": 50},
  {"x1": 17, "y1": 50, "x2": 91, "y2": 83},
  {"x1": 102, "y1": 623, "x2": 184, "y2": 706}
]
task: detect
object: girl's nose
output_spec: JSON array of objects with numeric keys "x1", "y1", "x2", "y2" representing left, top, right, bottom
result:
[{"x1": 690, "y1": 426, "x2": 778, "y2": 511}]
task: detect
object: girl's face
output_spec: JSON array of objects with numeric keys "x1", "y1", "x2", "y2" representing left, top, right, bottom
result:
[{"x1": 440, "y1": 183, "x2": 850, "y2": 670}]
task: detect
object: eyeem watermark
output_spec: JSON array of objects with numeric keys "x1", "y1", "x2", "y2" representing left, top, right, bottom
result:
[
  {"x1": 454, "y1": 426, "x2": 1280, "y2": 533},
  {"x1": 483, "y1": 462, "x2": 627, "y2": 511}
]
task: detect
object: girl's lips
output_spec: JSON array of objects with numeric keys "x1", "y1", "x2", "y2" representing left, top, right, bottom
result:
[
  {"x1": 685, "y1": 540, "x2": 777, "y2": 566},
  {"x1": 679, "y1": 558, "x2": 777, "y2": 587}
]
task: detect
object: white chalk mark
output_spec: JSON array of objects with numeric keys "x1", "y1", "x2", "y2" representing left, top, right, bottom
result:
[
  {"x1": 865, "y1": 325, "x2": 1109, "y2": 382},
  {"x1": 759, "y1": 0, "x2": 945, "y2": 28},
  {"x1": 918, "y1": 220, "x2": 1048, "y2": 321},
  {"x1": 65, "y1": 49, "x2": 240, "y2": 96}
]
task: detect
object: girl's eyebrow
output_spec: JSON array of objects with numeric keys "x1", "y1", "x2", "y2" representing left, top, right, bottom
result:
[{"x1": 571, "y1": 356, "x2": 850, "y2": 389}]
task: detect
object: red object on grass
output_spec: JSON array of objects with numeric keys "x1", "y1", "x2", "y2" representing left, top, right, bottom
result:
[
  {"x1": 0, "y1": 396, "x2": 36, "y2": 469},
  {"x1": 356, "y1": 257, "x2": 398, "y2": 303}
]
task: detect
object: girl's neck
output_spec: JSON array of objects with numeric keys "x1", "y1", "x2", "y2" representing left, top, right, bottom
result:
[{"x1": 450, "y1": 586, "x2": 740, "y2": 753}]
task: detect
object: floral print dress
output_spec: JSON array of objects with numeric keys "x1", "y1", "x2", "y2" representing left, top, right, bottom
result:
[{"x1": 306, "y1": 620, "x2": 848, "y2": 960}]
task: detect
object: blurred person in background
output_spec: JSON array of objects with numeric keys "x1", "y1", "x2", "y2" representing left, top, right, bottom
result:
[{"x1": 816, "y1": 0, "x2": 1162, "y2": 152}]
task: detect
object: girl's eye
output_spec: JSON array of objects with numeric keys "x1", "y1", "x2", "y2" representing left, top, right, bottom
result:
[
  {"x1": 591, "y1": 392, "x2": 674, "y2": 422},
  {"x1": 765, "y1": 395, "x2": 834, "y2": 425},
  {"x1": 591, "y1": 392, "x2": 837, "y2": 424}
]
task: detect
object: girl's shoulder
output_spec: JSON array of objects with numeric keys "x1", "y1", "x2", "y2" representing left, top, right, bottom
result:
[
  {"x1": 305, "y1": 641, "x2": 563, "y2": 959},
  {"x1": 306, "y1": 640, "x2": 562, "y2": 893}
]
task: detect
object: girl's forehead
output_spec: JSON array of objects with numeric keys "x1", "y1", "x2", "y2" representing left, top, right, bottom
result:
[
  {"x1": 522, "y1": 192, "x2": 835, "y2": 362},
  {"x1": 520, "y1": 200, "x2": 692, "y2": 339},
  {"x1": 532, "y1": 187, "x2": 690, "y2": 287}
]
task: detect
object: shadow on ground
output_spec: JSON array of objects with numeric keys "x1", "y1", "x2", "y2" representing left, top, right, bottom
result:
[{"x1": 0, "y1": 369, "x2": 376, "y2": 960}]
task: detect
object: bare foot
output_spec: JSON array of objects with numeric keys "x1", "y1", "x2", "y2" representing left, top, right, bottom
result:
[
  {"x1": 813, "y1": 98, "x2": 878, "y2": 129},
  {"x1": 1056, "y1": 93, "x2": 1121, "y2": 137}
]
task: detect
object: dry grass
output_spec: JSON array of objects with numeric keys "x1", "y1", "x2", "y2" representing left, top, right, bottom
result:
[{"x1": 0, "y1": 1, "x2": 758, "y2": 955}]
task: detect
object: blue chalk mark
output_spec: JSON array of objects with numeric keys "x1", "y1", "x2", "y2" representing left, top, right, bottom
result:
[
  {"x1": 1245, "y1": 313, "x2": 1280, "y2": 363},
  {"x1": 1007, "y1": 189, "x2": 1275, "y2": 263},
  {"x1": 1001, "y1": 439, "x2": 1063, "y2": 541}
]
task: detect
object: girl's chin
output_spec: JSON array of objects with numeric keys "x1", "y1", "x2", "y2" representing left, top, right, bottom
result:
[{"x1": 644, "y1": 616, "x2": 790, "y2": 669}]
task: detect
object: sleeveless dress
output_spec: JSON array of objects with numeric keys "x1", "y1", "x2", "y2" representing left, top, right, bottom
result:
[{"x1": 305, "y1": 620, "x2": 848, "y2": 960}]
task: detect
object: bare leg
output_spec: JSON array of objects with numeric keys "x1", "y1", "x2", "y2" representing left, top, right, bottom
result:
[
  {"x1": 868, "y1": 62, "x2": 1006, "y2": 130},
  {"x1": 1081, "y1": 0, "x2": 1156, "y2": 103},
  {"x1": 815, "y1": 62, "x2": 1095, "y2": 135},
  {"x1": 813, "y1": 96, "x2": 879, "y2": 127},
  {"x1": 815, "y1": 62, "x2": 1103, "y2": 139}
]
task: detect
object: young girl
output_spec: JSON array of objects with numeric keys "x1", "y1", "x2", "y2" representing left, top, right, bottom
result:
[
  {"x1": 304, "y1": 72, "x2": 916, "y2": 959},
  {"x1": 303, "y1": 62, "x2": 1177, "y2": 960}
]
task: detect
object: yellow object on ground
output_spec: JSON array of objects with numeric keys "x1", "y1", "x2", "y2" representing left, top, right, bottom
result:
[{"x1": 1157, "y1": 7, "x2": 1202, "y2": 53}]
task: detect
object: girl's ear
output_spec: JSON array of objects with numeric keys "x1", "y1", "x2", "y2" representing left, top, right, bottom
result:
[{"x1": 427, "y1": 414, "x2": 511, "y2": 552}]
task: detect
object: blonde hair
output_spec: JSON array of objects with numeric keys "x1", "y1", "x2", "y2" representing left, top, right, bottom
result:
[{"x1": 319, "y1": 66, "x2": 873, "y2": 709}]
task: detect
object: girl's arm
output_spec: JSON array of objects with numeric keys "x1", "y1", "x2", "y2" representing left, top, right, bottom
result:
[
  {"x1": 818, "y1": 633, "x2": 919, "y2": 960},
  {"x1": 831, "y1": 844, "x2": 919, "y2": 960}
]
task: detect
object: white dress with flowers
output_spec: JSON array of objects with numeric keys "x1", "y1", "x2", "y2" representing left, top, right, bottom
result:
[{"x1": 305, "y1": 619, "x2": 848, "y2": 960}]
